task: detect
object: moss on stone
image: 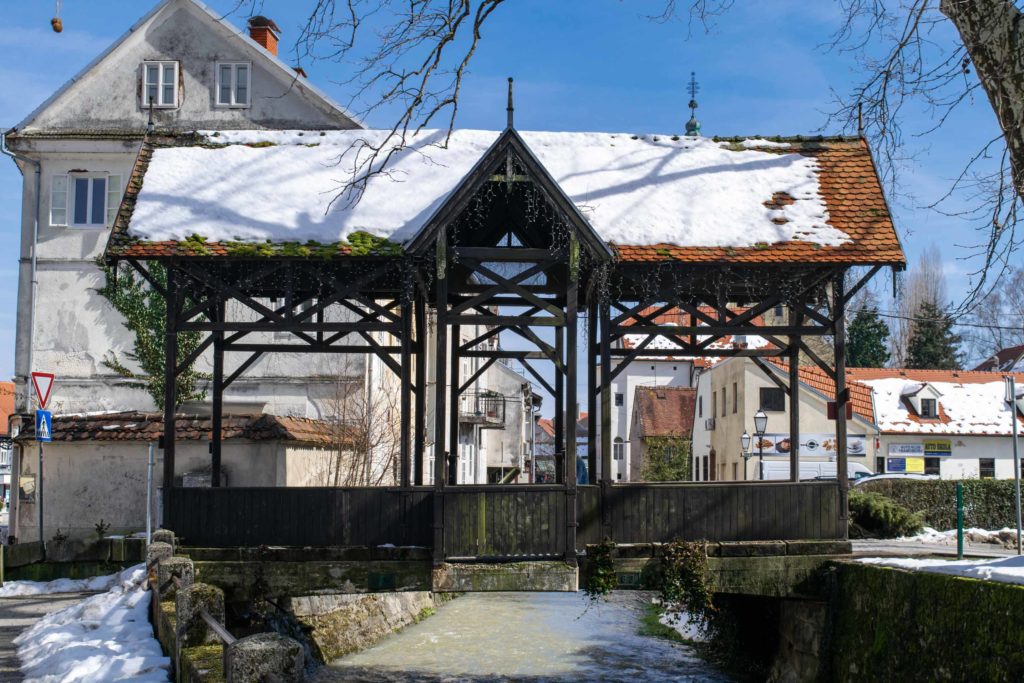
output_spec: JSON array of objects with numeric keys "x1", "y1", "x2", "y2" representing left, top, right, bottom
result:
[
  {"x1": 637, "y1": 603, "x2": 685, "y2": 643},
  {"x1": 181, "y1": 644, "x2": 226, "y2": 683}
]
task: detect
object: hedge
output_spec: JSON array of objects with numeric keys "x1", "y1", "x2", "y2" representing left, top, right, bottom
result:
[{"x1": 856, "y1": 479, "x2": 1021, "y2": 530}]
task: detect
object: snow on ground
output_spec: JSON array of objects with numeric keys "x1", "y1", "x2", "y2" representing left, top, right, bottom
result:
[
  {"x1": 858, "y1": 555, "x2": 1024, "y2": 586},
  {"x1": 13, "y1": 564, "x2": 170, "y2": 682},
  {"x1": 130, "y1": 129, "x2": 840, "y2": 249},
  {"x1": 897, "y1": 526, "x2": 1020, "y2": 547},
  {"x1": 0, "y1": 572, "x2": 124, "y2": 598}
]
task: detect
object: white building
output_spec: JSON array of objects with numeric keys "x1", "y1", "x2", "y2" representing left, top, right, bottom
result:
[
  {"x1": 692, "y1": 360, "x2": 1024, "y2": 481},
  {"x1": 3, "y1": 0, "x2": 361, "y2": 416}
]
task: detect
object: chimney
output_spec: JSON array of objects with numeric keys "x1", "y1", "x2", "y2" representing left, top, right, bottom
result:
[{"x1": 248, "y1": 16, "x2": 281, "y2": 56}]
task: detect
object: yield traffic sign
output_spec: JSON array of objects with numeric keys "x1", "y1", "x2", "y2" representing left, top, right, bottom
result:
[{"x1": 31, "y1": 372, "x2": 55, "y2": 409}]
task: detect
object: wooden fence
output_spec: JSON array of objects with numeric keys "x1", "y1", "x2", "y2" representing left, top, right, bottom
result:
[{"x1": 165, "y1": 481, "x2": 842, "y2": 554}]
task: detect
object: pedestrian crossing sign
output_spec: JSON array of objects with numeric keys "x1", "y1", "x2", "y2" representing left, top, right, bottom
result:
[{"x1": 35, "y1": 410, "x2": 52, "y2": 442}]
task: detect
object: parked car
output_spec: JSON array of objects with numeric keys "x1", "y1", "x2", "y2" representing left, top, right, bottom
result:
[{"x1": 761, "y1": 461, "x2": 873, "y2": 481}]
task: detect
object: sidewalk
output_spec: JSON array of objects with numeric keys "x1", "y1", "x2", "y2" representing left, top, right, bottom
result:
[
  {"x1": 853, "y1": 538, "x2": 1019, "y2": 559},
  {"x1": 0, "y1": 593, "x2": 92, "y2": 682}
]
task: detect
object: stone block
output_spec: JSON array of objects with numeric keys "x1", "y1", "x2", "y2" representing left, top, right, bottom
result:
[
  {"x1": 175, "y1": 582, "x2": 226, "y2": 648},
  {"x1": 146, "y1": 541, "x2": 174, "y2": 567},
  {"x1": 151, "y1": 529, "x2": 176, "y2": 548},
  {"x1": 226, "y1": 633, "x2": 304, "y2": 683},
  {"x1": 718, "y1": 541, "x2": 788, "y2": 557},
  {"x1": 784, "y1": 540, "x2": 852, "y2": 556},
  {"x1": 157, "y1": 556, "x2": 194, "y2": 599},
  {"x1": 432, "y1": 562, "x2": 578, "y2": 592}
]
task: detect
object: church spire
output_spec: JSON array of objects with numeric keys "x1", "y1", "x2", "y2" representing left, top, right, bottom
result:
[{"x1": 685, "y1": 71, "x2": 701, "y2": 136}]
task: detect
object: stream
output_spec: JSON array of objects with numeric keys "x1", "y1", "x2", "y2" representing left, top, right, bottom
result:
[{"x1": 312, "y1": 591, "x2": 734, "y2": 682}]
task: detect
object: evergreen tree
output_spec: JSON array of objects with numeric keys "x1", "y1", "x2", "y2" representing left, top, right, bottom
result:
[
  {"x1": 96, "y1": 260, "x2": 208, "y2": 410},
  {"x1": 847, "y1": 305, "x2": 890, "y2": 368},
  {"x1": 906, "y1": 301, "x2": 962, "y2": 370}
]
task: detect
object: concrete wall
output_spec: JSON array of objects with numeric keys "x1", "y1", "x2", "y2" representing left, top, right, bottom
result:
[{"x1": 14, "y1": 439, "x2": 337, "y2": 542}]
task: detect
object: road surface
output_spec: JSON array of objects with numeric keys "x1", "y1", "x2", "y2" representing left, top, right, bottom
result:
[{"x1": 0, "y1": 593, "x2": 92, "y2": 682}]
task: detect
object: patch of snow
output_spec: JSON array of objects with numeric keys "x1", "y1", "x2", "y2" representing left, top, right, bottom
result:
[
  {"x1": 897, "y1": 526, "x2": 1019, "y2": 547},
  {"x1": 0, "y1": 571, "x2": 122, "y2": 597},
  {"x1": 858, "y1": 555, "x2": 1024, "y2": 585},
  {"x1": 14, "y1": 564, "x2": 170, "y2": 682},
  {"x1": 735, "y1": 138, "x2": 793, "y2": 149},
  {"x1": 659, "y1": 609, "x2": 706, "y2": 642},
  {"x1": 862, "y1": 378, "x2": 1020, "y2": 435},
  {"x1": 130, "y1": 129, "x2": 841, "y2": 250}
]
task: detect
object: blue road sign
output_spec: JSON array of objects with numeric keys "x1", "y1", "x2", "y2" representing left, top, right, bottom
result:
[{"x1": 35, "y1": 410, "x2": 52, "y2": 442}]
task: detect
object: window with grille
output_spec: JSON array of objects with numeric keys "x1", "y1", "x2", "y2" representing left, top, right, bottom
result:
[
  {"x1": 980, "y1": 458, "x2": 996, "y2": 479},
  {"x1": 142, "y1": 61, "x2": 178, "y2": 107},
  {"x1": 216, "y1": 62, "x2": 251, "y2": 107}
]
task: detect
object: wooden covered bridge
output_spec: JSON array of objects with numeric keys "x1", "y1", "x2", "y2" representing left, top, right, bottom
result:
[{"x1": 103, "y1": 114, "x2": 904, "y2": 564}]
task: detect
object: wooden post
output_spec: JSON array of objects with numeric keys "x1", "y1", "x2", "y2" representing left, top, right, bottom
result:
[
  {"x1": 554, "y1": 320, "x2": 564, "y2": 484},
  {"x1": 162, "y1": 264, "x2": 178, "y2": 501},
  {"x1": 211, "y1": 300, "x2": 225, "y2": 487},
  {"x1": 414, "y1": 289, "x2": 427, "y2": 486},
  {"x1": 433, "y1": 237, "x2": 449, "y2": 565},
  {"x1": 564, "y1": 252, "x2": 579, "y2": 563},
  {"x1": 448, "y1": 322, "x2": 461, "y2": 485},
  {"x1": 586, "y1": 299, "x2": 597, "y2": 481},
  {"x1": 399, "y1": 269, "x2": 413, "y2": 488},
  {"x1": 833, "y1": 273, "x2": 849, "y2": 533},
  {"x1": 788, "y1": 307, "x2": 801, "y2": 483},
  {"x1": 599, "y1": 298, "x2": 612, "y2": 484}
]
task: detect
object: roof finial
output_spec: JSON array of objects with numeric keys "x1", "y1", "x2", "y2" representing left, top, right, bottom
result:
[
  {"x1": 685, "y1": 71, "x2": 701, "y2": 136},
  {"x1": 506, "y1": 77, "x2": 514, "y2": 129}
]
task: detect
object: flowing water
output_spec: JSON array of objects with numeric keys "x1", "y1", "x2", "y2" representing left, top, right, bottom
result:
[{"x1": 312, "y1": 591, "x2": 734, "y2": 682}]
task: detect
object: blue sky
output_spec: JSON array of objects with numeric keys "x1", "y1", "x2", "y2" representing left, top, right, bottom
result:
[{"x1": 0, "y1": 0, "x2": 1016, "y2": 381}]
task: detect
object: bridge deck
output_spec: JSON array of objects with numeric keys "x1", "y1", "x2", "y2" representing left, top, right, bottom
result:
[{"x1": 165, "y1": 481, "x2": 843, "y2": 560}]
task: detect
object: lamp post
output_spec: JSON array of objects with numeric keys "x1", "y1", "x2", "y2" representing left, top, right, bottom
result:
[
  {"x1": 754, "y1": 408, "x2": 768, "y2": 481},
  {"x1": 1006, "y1": 376, "x2": 1022, "y2": 555},
  {"x1": 740, "y1": 431, "x2": 752, "y2": 481}
]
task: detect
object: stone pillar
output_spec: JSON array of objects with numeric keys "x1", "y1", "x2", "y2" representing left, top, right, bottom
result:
[
  {"x1": 152, "y1": 529, "x2": 176, "y2": 548},
  {"x1": 157, "y1": 556, "x2": 194, "y2": 599},
  {"x1": 175, "y1": 583, "x2": 226, "y2": 648},
  {"x1": 146, "y1": 541, "x2": 174, "y2": 567},
  {"x1": 226, "y1": 632, "x2": 304, "y2": 683}
]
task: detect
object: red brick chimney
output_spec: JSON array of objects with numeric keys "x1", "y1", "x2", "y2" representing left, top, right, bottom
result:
[{"x1": 248, "y1": 16, "x2": 281, "y2": 56}]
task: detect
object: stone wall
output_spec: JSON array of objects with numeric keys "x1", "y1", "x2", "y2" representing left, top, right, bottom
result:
[
  {"x1": 826, "y1": 563, "x2": 1024, "y2": 682},
  {"x1": 283, "y1": 592, "x2": 451, "y2": 663}
]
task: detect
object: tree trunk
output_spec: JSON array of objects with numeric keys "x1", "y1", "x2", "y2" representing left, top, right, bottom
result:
[{"x1": 940, "y1": 0, "x2": 1024, "y2": 198}]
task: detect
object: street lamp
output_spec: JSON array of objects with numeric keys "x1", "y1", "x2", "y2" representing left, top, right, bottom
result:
[
  {"x1": 753, "y1": 408, "x2": 768, "y2": 480},
  {"x1": 1005, "y1": 375, "x2": 1022, "y2": 555},
  {"x1": 740, "y1": 431, "x2": 752, "y2": 481}
]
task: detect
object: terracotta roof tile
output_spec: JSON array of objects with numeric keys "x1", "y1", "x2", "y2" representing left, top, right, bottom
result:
[
  {"x1": 634, "y1": 387, "x2": 697, "y2": 438},
  {"x1": 16, "y1": 411, "x2": 353, "y2": 446}
]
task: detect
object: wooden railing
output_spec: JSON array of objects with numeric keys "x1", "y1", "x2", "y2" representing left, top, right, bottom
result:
[{"x1": 164, "y1": 481, "x2": 842, "y2": 555}]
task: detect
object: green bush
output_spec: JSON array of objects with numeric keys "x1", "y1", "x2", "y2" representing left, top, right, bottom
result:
[
  {"x1": 848, "y1": 491, "x2": 924, "y2": 538},
  {"x1": 856, "y1": 479, "x2": 1019, "y2": 530}
]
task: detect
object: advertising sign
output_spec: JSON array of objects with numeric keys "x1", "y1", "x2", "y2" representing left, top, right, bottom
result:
[
  {"x1": 904, "y1": 457, "x2": 925, "y2": 473},
  {"x1": 756, "y1": 433, "x2": 867, "y2": 458},
  {"x1": 888, "y1": 443, "x2": 925, "y2": 457},
  {"x1": 924, "y1": 439, "x2": 952, "y2": 456},
  {"x1": 887, "y1": 457, "x2": 907, "y2": 473}
]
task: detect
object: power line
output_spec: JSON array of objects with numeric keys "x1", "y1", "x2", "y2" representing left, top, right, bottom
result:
[{"x1": 873, "y1": 310, "x2": 1024, "y2": 333}]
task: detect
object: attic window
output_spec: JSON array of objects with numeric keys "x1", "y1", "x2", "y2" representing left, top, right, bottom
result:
[
  {"x1": 142, "y1": 61, "x2": 178, "y2": 108},
  {"x1": 216, "y1": 62, "x2": 251, "y2": 107},
  {"x1": 920, "y1": 398, "x2": 938, "y2": 419}
]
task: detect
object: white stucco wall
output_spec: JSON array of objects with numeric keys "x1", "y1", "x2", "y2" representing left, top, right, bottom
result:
[
  {"x1": 600, "y1": 358, "x2": 693, "y2": 481},
  {"x1": 880, "y1": 434, "x2": 1024, "y2": 480}
]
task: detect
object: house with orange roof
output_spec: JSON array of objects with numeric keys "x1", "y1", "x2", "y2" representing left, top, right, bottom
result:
[{"x1": 693, "y1": 359, "x2": 1024, "y2": 481}]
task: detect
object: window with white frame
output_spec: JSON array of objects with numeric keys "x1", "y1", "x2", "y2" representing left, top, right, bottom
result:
[
  {"x1": 50, "y1": 174, "x2": 122, "y2": 228},
  {"x1": 613, "y1": 437, "x2": 625, "y2": 461},
  {"x1": 142, "y1": 61, "x2": 178, "y2": 108},
  {"x1": 216, "y1": 62, "x2": 251, "y2": 107}
]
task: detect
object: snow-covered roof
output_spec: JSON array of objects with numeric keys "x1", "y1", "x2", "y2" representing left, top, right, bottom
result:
[
  {"x1": 852, "y1": 370, "x2": 1024, "y2": 436},
  {"x1": 107, "y1": 129, "x2": 905, "y2": 264},
  {"x1": 123, "y1": 129, "x2": 833, "y2": 247}
]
